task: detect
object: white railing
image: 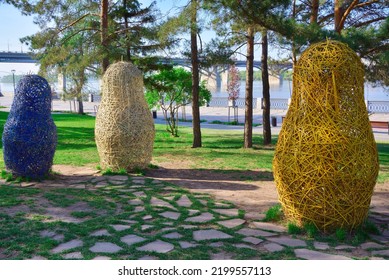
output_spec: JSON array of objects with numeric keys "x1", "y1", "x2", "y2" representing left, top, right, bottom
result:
[
  {"x1": 367, "y1": 101, "x2": 389, "y2": 113},
  {"x1": 208, "y1": 97, "x2": 290, "y2": 110},
  {"x1": 88, "y1": 94, "x2": 389, "y2": 114}
]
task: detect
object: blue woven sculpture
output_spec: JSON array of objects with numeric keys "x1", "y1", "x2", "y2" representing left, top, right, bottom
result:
[{"x1": 2, "y1": 75, "x2": 57, "y2": 179}]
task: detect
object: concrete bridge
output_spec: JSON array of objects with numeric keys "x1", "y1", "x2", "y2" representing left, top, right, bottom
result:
[
  {"x1": 0, "y1": 51, "x2": 37, "y2": 63},
  {"x1": 0, "y1": 52, "x2": 293, "y2": 92}
]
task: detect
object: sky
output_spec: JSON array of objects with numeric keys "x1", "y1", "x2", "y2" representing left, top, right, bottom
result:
[{"x1": 0, "y1": 3, "x2": 40, "y2": 75}]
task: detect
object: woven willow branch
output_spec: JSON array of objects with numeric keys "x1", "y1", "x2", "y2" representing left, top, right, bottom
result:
[
  {"x1": 273, "y1": 40, "x2": 379, "y2": 232},
  {"x1": 95, "y1": 61, "x2": 155, "y2": 172}
]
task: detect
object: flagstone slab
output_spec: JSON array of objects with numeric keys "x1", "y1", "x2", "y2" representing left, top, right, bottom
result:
[
  {"x1": 128, "y1": 199, "x2": 143, "y2": 206},
  {"x1": 141, "y1": 225, "x2": 153, "y2": 231},
  {"x1": 133, "y1": 191, "x2": 146, "y2": 197},
  {"x1": 160, "y1": 227, "x2": 175, "y2": 232},
  {"x1": 90, "y1": 242, "x2": 122, "y2": 253},
  {"x1": 121, "y1": 234, "x2": 146, "y2": 246},
  {"x1": 243, "y1": 236, "x2": 264, "y2": 245},
  {"x1": 132, "y1": 179, "x2": 146, "y2": 185},
  {"x1": 245, "y1": 212, "x2": 266, "y2": 221},
  {"x1": 51, "y1": 239, "x2": 83, "y2": 254},
  {"x1": 214, "y1": 202, "x2": 232, "y2": 208},
  {"x1": 251, "y1": 222, "x2": 286, "y2": 233},
  {"x1": 234, "y1": 244, "x2": 256, "y2": 250},
  {"x1": 109, "y1": 182, "x2": 128, "y2": 187},
  {"x1": 29, "y1": 256, "x2": 48, "y2": 260},
  {"x1": 95, "y1": 182, "x2": 108, "y2": 188},
  {"x1": 160, "y1": 211, "x2": 180, "y2": 220},
  {"x1": 295, "y1": 249, "x2": 351, "y2": 260},
  {"x1": 137, "y1": 240, "x2": 174, "y2": 253},
  {"x1": 134, "y1": 206, "x2": 145, "y2": 212},
  {"x1": 150, "y1": 198, "x2": 175, "y2": 209},
  {"x1": 91, "y1": 229, "x2": 111, "y2": 237},
  {"x1": 188, "y1": 209, "x2": 200, "y2": 216},
  {"x1": 176, "y1": 195, "x2": 193, "y2": 207},
  {"x1": 210, "y1": 242, "x2": 224, "y2": 248},
  {"x1": 264, "y1": 243, "x2": 284, "y2": 252},
  {"x1": 181, "y1": 225, "x2": 198, "y2": 229},
  {"x1": 162, "y1": 232, "x2": 183, "y2": 239},
  {"x1": 193, "y1": 229, "x2": 233, "y2": 241},
  {"x1": 313, "y1": 241, "x2": 330, "y2": 250},
  {"x1": 334, "y1": 245, "x2": 355, "y2": 250},
  {"x1": 142, "y1": 215, "x2": 153, "y2": 220},
  {"x1": 138, "y1": 255, "x2": 159, "y2": 260},
  {"x1": 63, "y1": 252, "x2": 83, "y2": 259},
  {"x1": 40, "y1": 230, "x2": 64, "y2": 241},
  {"x1": 370, "y1": 234, "x2": 389, "y2": 243},
  {"x1": 93, "y1": 256, "x2": 112, "y2": 260},
  {"x1": 21, "y1": 182, "x2": 36, "y2": 187},
  {"x1": 372, "y1": 249, "x2": 389, "y2": 257},
  {"x1": 151, "y1": 179, "x2": 163, "y2": 184},
  {"x1": 217, "y1": 218, "x2": 246, "y2": 228},
  {"x1": 210, "y1": 251, "x2": 235, "y2": 260},
  {"x1": 109, "y1": 175, "x2": 128, "y2": 181},
  {"x1": 237, "y1": 228, "x2": 278, "y2": 238},
  {"x1": 69, "y1": 184, "x2": 86, "y2": 189},
  {"x1": 360, "y1": 242, "x2": 386, "y2": 250},
  {"x1": 213, "y1": 208, "x2": 240, "y2": 217},
  {"x1": 129, "y1": 185, "x2": 145, "y2": 189},
  {"x1": 111, "y1": 224, "x2": 132, "y2": 231},
  {"x1": 267, "y1": 236, "x2": 307, "y2": 247},
  {"x1": 185, "y1": 212, "x2": 214, "y2": 223},
  {"x1": 179, "y1": 241, "x2": 199, "y2": 249}
]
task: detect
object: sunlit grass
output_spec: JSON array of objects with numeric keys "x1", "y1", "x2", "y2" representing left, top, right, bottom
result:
[{"x1": 0, "y1": 112, "x2": 388, "y2": 182}]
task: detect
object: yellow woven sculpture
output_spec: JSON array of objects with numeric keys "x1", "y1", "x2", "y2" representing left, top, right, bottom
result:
[
  {"x1": 273, "y1": 40, "x2": 379, "y2": 232},
  {"x1": 95, "y1": 61, "x2": 155, "y2": 172}
]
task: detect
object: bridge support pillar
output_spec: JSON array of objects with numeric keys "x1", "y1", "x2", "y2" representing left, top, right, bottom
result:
[{"x1": 57, "y1": 72, "x2": 66, "y2": 99}]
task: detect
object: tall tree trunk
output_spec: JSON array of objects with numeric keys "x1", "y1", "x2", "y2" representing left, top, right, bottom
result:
[
  {"x1": 101, "y1": 0, "x2": 109, "y2": 73},
  {"x1": 191, "y1": 0, "x2": 202, "y2": 148},
  {"x1": 262, "y1": 30, "x2": 271, "y2": 145},
  {"x1": 291, "y1": 0, "x2": 298, "y2": 65},
  {"x1": 77, "y1": 98, "x2": 84, "y2": 115},
  {"x1": 244, "y1": 26, "x2": 254, "y2": 148},
  {"x1": 310, "y1": 0, "x2": 319, "y2": 24},
  {"x1": 334, "y1": 0, "x2": 344, "y2": 34},
  {"x1": 123, "y1": 0, "x2": 131, "y2": 61}
]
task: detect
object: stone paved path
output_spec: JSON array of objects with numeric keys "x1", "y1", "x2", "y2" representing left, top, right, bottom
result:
[{"x1": 1, "y1": 173, "x2": 389, "y2": 260}]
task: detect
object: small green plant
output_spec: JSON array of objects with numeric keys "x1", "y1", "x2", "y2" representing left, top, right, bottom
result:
[
  {"x1": 132, "y1": 167, "x2": 146, "y2": 176},
  {"x1": 1, "y1": 170, "x2": 13, "y2": 182},
  {"x1": 304, "y1": 222, "x2": 319, "y2": 238},
  {"x1": 263, "y1": 204, "x2": 283, "y2": 222},
  {"x1": 102, "y1": 168, "x2": 127, "y2": 175},
  {"x1": 1, "y1": 170, "x2": 34, "y2": 183},
  {"x1": 335, "y1": 228, "x2": 347, "y2": 242},
  {"x1": 362, "y1": 220, "x2": 380, "y2": 235},
  {"x1": 148, "y1": 163, "x2": 159, "y2": 169},
  {"x1": 287, "y1": 221, "x2": 302, "y2": 235}
]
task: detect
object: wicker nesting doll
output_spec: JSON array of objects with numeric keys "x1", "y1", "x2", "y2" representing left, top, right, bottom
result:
[
  {"x1": 273, "y1": 40, "x2": 379, "y2": 232},
  {"x1": 95, "y1": 61, "x2": 155, "y2": 172},
  {"x1": 2, "y1": 75, "x2": 57, "y2": 179}
]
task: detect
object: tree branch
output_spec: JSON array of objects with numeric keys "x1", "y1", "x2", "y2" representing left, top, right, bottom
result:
[
  {"x1": 339, "y1": 0, "x2": 360, "y2": 32},
  {"x1": 58, "y1": 13, "x2": 91, "y2": 33},
  {"x1": 353, "y1": 16, "x2": 387, "y2": 28}
]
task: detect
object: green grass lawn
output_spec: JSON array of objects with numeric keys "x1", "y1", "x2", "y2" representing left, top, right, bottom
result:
[{"x1": 0, "y1": 111, "x2": 388, "y2": 182}]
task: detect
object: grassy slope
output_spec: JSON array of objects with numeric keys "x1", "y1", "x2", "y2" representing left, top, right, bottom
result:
[{"x1": 0, "y1": 111, "x2": 388, "y2": 182}]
